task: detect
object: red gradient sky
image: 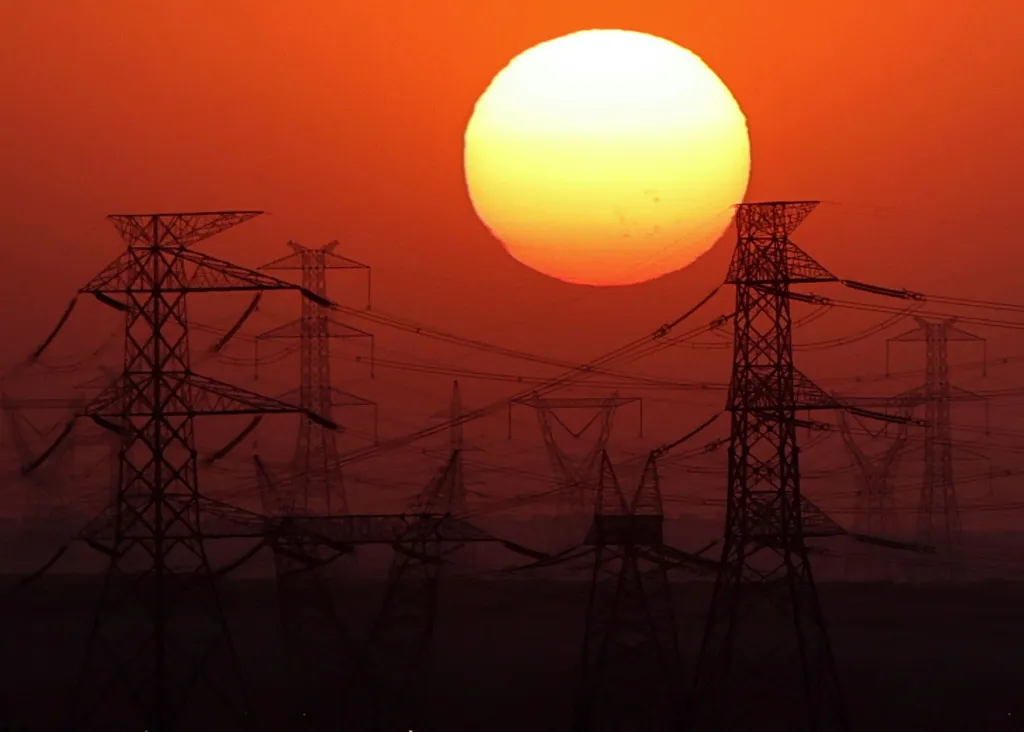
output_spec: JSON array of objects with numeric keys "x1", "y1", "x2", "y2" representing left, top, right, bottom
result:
[{"x1": 2, "y1": 1, "x2": 1022, "y2": 525}]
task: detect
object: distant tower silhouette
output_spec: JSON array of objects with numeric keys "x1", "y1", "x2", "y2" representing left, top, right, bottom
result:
[
  {"x1": 573, "y1": 451, "x2": 682, "y2": 732},
  {"x1": 887, "y1": 316, "x2": 986, "y2": 580},
  {"x1": 60, "y1": 211, "x2": 334, "y2": 732},
  {"x1": 259, "y1": 240, "x2": 374, "y2": 515},
  {"x1": 837, "y1": 410, "x2": 909, "y2": 580},
  {"x1": 690, "y1": 202, "x2": 851, "y2": 732},
  {"x1": 424, "y1": 380, "x2": 469, "y2": 514},
  {"x1": 3, "y1": 402, "x2": 74, "y2": 528},
  {"x1": 508, "y1": 393, "x2": 641, "y2": 553}
]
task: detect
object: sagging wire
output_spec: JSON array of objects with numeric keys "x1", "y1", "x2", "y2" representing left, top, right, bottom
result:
[
  {"x1": 212, "y1": 293, "x2": 263, "y2": 352},
  {"x1": 205, "y1": 416, "x2": 264, "y2": 464},
  {"x1": 331, "y1": 289, "x2": 726, "y2": 468}
]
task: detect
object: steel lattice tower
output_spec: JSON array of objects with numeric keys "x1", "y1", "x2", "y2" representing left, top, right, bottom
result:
[
  {"x1": 66, "y1": 211, "x2": 336, "y2": 732},
  {"x1": 509, "y1": 394, "x2": 641, "y2": 553},
  {"x1": 260, "y1": 240, "x2": 373, "y2": 515},
  {"x1": 837, "y1": 411, "x2": 909, "y2": 580},
  {"x1": 689, "y1": 202, "x2": 848, "y2": 732},
  {"x1": 574, "y1": 451, "x2": 682, "y2": 732},
  {"x1": 887, "y1": 317, "x2": 985, "y2": 580},
  {"x1": 361, "y1": 455, "x2": 463, "y2": 732}
]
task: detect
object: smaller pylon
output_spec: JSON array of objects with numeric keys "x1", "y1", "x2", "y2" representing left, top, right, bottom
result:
[
  {"x1": 573, "y1": 451, "x2": 682, "y2": 732},
  {"x1": 363, "y1": 457, "x2": 465, "y2": 732},
  {"x1": 426, "y1": 380, "x2": 487, "y2": 572},
  {"x1": 837, "y1": 411, "x2": 909, "y2": 581},
  {"x1": 259, "y1": 241, "x2": 375, "y2": 516},
  {"x1": 508, "y1": 393, "x2": 641, "y2": 554},
  {"x1": 423, "y1": 380, "x2": 470, "y2": 514},
  {"x1": 887, "y1": 316, "x2": 986, "y2": 580}
]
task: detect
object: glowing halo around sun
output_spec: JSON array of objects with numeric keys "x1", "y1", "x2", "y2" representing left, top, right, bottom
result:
[{"x1": 463, "y1": 29, "x2": 751, "y2": 287}]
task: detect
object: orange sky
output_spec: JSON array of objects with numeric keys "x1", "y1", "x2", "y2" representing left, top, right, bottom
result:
[{"x1": 2, "y1": 0, "x2": 1023, "y2": 526}]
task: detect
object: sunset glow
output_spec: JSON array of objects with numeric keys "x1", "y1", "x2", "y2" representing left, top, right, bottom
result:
[{"x1": 464, "y1": 29, "x2": 751, "y2": 286}]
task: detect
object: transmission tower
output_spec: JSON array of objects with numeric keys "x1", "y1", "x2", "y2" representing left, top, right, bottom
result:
[
  {"x1": 509, "y1": 393, "x2": 641, "y2": 552},
  {"x1": 573, "y1": 451, "x2": 683, "y2": 732},
  {"x1": 837, "y1": 411, "x2": 909, "y2": 580},
  {"x1": 260, "y1": 240, "x2": 374, "y2": 515},
  {"x1": 690, "y1": 201, "x2": 863, "y2": 732},
  {"x1": 49, "y1": 211, "x2": 337, "y2": 732},
  {"x1": 422, "y1": 380, "x2": 479, "y2": 513},
  {"x1": 887, "y1": 316, "x2": 986, "y2": 580}
]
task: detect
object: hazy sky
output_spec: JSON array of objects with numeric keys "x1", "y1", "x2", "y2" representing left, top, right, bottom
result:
[{"x1": 1, "y1": 0, "x2": 1022, "y2": 526}]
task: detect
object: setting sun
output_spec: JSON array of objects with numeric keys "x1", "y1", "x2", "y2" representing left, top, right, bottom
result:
[{"x1": 464, "y1": 29, "x2": 751, "y2": 286}]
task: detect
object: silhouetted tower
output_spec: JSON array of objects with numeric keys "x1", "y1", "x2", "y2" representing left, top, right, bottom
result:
[
  {"x1": 360, "y1": 455, "x2": 467, "y2": 732},
  {"x1": 574, "y1": 451, "x2": 682, "y2": 732},
  {"x1": 690, "y1": 202, "x2": 849, "y2": 732},
  {"x1": 62, "y1": 212, "x2": 336, "y2": 732},
  {"x1": 509, "y1": 393, "x2": 641, "y2": 550},
  {"x1": 358, "y1": 383, "x2": 480, "y2": 731},
  {"x1": 421, "y1": 380, "x2": 469, "y2": 513},
  {"x1": 837, "y1": 411, "x2": 909, "y2": 580},
  {"x1": 887, "y1": 317, "x2": 986, "y2": 579},
  {"x1": 260, "y1": 240, "x2": 373, "y2": 515}
]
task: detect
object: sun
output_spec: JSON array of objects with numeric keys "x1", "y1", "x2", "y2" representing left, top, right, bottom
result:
[{"x1": 463, "y1": 29, "x2": 751, "y2": 287}]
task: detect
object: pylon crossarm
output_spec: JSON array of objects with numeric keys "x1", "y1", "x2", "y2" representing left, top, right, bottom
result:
[
  {"x1": 186, "y1": 373, "x2": 339, "y2": 427},
  {"x1": 176, "y1": 249, "x2": 330, "y2": 306},
  {"x1": 259, "y1": 242, "x2": 369, "y2": 272},
  {"x1": 79, "y1": 250, "x2": 141, "y2": 294},
  {"x1": 106, "y1": 210, "x2": 262, "y2": 248}
]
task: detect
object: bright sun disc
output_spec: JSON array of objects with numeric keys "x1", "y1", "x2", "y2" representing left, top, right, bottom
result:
[{"x1": 464, "y1": 29, "x2": 751, "y2": 286}]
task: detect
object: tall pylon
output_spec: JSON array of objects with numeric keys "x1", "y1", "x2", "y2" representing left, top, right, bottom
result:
[
  {"x1": 690, "y1": 201, "x2": 859, "y2": 732},
  {"x1": 887, "y1": 317, "x2": 986, "y2": 580},
  {"x1": 509, "y1": 393, "x2": 641, "y2": 551},
  {"x1": 260, "y1": 240, "x2": 374, "y2": 515},
  {"x1": 573, "y1": 451, "x2": 682, "y2": 732},
  {"x1": 837, "y1": 411, "x2": 909, "y2": 580},
  {"x1": 52, "y1": 211, "x2": 338, "y2": 732}
]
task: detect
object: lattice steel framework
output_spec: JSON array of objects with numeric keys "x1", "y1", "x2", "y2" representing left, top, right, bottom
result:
[
  {"x1": 260, "y1": 240, "x2": 374, "y2": 515},
  {"x1": 689, "y1": 202, "x2": 848, "y2": 732},
  {"x1": 574, "y1": 451, "x2": 682, "y2": 732},
  {"x1": 361, "y1": 455, "x2": 461, "y2": 732},
  {"x1": 837, "y1": 411, "x2": 909, "y2": 580},
  {"x1": 509, "y1": 394, "x2": 641, "y2": 515},
  {"x1": 887, "y1": 317, "x2": 985, "y2": 579},
  {"x1": 66, "y1": 211, "x2": 336, "y2": 732}
]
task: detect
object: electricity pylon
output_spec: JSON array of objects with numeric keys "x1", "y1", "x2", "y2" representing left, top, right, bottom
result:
[
  {"x1": 887, "y1": 317, "x2": 986, "y2": 580},
  {"x1": 509, "y1": 393, "x2": 641, "y2": 552},
  {"x1": 259, "y1": 240, "x2": 374, "y2": 515},
  {"x1": 52, "y1": 211, "x2": 338, "y2": 732},
  {"x1": 573, "y1": 451, "x2": 683, "y2": 732},
  {"x1": 361, "y1": 453, "x2": 466, "y2": 732},
  {"x1": 837, "y1": 411, "x2": 909, "y2": 580},
  {"x1": 689, "y1": 202, "x2": 907, "y2": 732}
]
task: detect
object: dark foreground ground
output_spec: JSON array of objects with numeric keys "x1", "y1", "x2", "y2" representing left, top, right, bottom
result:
[{"x1": 1, "y1": 575, "x2": 1021, "y2": 731}]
